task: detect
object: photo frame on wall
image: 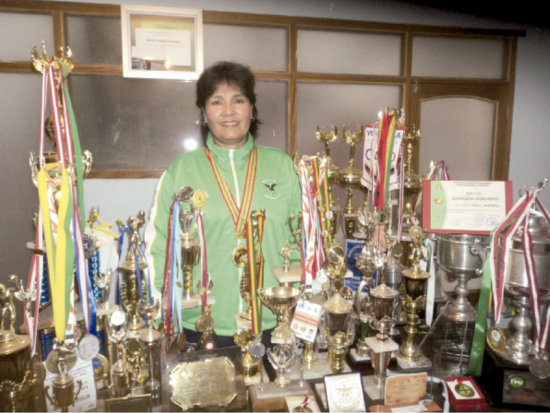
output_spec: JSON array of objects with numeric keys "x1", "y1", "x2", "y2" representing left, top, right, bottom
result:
[{"x1": 121, "y1": 5, "x2": 203, "y2": 80}]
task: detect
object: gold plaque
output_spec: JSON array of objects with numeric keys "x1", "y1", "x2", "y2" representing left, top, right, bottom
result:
[{"x1": 169, "y1": 356, "x2": 237, "y2": 410}]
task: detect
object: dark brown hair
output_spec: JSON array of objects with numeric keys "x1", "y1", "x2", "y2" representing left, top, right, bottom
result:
[{"x1": 196, "y1": 61, "x2": 260, "y2": 143}]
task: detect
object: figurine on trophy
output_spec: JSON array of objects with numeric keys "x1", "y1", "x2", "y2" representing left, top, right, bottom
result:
[{"x1": 315, "y1": 125, "x2": 340, "y2": 185}]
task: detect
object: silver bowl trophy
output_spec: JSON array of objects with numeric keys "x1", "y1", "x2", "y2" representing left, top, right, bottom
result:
[{"x1": 419, "y1": 233, "x2": 488, "y2": 377}]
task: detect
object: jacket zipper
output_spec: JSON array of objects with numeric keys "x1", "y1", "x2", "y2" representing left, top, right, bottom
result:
[{"x1": 229, "y1": 149, "x2": 241, "y2": 207}]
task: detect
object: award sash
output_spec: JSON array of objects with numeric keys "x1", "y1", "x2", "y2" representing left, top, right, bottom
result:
[{"x1": 204, "y1": 146, "x2": 258, "y2": 238}]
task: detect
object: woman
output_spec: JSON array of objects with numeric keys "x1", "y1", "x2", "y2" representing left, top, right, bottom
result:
[{"x1": 145, "y1": 61, "x2": 301, "y2": 349}]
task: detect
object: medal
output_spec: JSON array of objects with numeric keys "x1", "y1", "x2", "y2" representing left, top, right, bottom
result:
[
  {"x1": 195, "y1": 313, "x2": 214, "y2": 333},
  {"x1": 530, "y1": 358, "x2": 550, "y2": 379},
  {"x1": 249, "y1": 339, "x2": 265, "y2": 359},
  {"x1": 46, "y1": 348, "x2": 78, "y2": 374},
  {"x1": 193, "y1": 189, "x2": 207, "y2": 209},
  {"x1": 78, "y1": 333, "x2": 100, "y2": 361}
]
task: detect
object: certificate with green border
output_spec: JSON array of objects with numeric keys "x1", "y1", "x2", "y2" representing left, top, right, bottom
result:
[{"x1": 422, "y1": 180, "x2": 512, "y2": 234}]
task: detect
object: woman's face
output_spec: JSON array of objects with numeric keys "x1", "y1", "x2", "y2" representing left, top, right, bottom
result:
[{"x1": 203, "y1": 82, "x2": 253, "y2": 149}]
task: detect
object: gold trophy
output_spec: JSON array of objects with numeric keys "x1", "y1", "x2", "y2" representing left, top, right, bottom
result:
[
  {"x1": 0, "y1": 275, "x2": 38, "y2": 412},
  {"x1": 234, "y1": 329, "x2": 263, "y2": 382},
  {"x1": 323, "y1": 244, "x2": 355, "y2": 373},
  {"x1": 363, "y1": 283, "x2": 400, "y2": 399},
  {"x1": 397, "y1": 226, "x2": 432, "y2": 368},
  {"x1": 338, "y1": 125, "x2": 363, "y2": 239},
  {"x1": 271, "y1": 242, "x2": 302, "y2": 287},
  {"x1": 105, "y1": 309, "x2": 131, "y2": 397},
  {"x1": 44, "y1": 342, "x2": 82, "y2": 413},
  {"x1": 316, "y1": 125, "x2": 340, "y2": 185},
  {"x1": 138, "y1": 299, "x2": 162, "y2": 405},
  {"x1": 117, "y1": 211, "x2": 148, "y2": 333},
  {"x1": 258, "y1": 286, "x2": 300, "y2": 345},
  {"x1": 178, "y1": 187, "x2": 201, "y2": 304}
]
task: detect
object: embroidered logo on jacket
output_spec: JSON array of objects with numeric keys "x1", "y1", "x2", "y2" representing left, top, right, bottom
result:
[{"x1": 262, "y1": 179, "x2": 280, "y2": 200}]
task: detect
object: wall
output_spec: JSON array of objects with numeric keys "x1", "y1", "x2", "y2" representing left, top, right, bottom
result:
[{"x1": 3, "y1": 0, "x2": 550, "y2": 285}]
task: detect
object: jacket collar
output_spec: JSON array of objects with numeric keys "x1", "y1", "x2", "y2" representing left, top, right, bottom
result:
[{"x1": 206, "y1": 132, "x2": 254, "y2": 164}]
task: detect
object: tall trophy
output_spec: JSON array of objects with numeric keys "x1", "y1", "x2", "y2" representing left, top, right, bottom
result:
[
  {"x1": 397, "y1": 226, "x2": 432, "y2": 368},
  {"x1": 363, "y1": 283, "x2": 400, "y2": 399},
  {"x1": 117, "y1": 211, "x2": 148, "y2": 334},
  {"x1": 338, "y1": 125, "x2": 363, "y2": 239},
  {"x1": 323, "y1": 244, "x2": 355, "y2": 373},
  {"x1": 138, "y1": 299, "x2": 162, "y2": 405},
  {"x1": 105, "y1": 309, "x2": 131, "y2": 397},
  {"x1": 178, "y1": 187, "x2": 201, "y2": 304},
  {"x1": 0, "y1": 275, "x2": 38, "y2": 412}
]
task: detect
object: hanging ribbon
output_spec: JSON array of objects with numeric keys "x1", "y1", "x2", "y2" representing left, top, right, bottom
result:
[
  {"x1": 375, "y1": 109, "x2": 400, "y2": 211},
  {"x1": 162, "y1": 196, "x2": 179, "y2": 338},
  {"x1": 246, "y1": 210, "x2": 265, "y2": 335},
  {"x1": 298, "y1": 156, "x2": 327, "y2": 285},
  {"x1": 204, "y1": 146, "x2": 257, "y2": 238},
  {"x1": 195, "y1": 210, "x2": 209, "y2": 311}
]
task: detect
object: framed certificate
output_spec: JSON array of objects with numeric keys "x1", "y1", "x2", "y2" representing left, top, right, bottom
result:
[
  {"x1": 324, "y1": 372, "x2": 367, "y2": 412},
  {"x1": 121, "y1": 5, "x2": 203, "y2": 80},
  {"x1": 422, "y1": 180, "x2": 512, "y2": 234}
]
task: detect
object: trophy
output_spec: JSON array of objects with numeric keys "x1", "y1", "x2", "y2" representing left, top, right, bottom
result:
[
  {"x1": 271, "y1": 242, "x2": 302, "y2": 287},
  {"x1": 323, "y1": 244, "x2": 355, "y2": 373},
  {"x1": 44, "y1": 341, "x2": 82, "y2": 413},
  {"x1": 0, "y1": 275, "x2": 38, "y2": 412},
  {"x1": 316, "y1": 125, "x2": 340, "y2": 185},
  {"x1": 258, "y1": 286, "x2": 300, "y2": 344},
  {"x1": 178, "y1": 187, "x2": 201, "y2": 304},
  {"x1": 233, "y1": 244, "x2": 252, "y2": 321},
  {"x1": 397, "y1": 226, "x2": 432, "y2": 368},
  {"x1": 267, "y1": 343, "x2": 297, "y2": 388},
  {"x1": 420, "y1": 232, "x2": 488, "y2": 377},
  {"x1": 234, "y1": 329, "x2": 263, "y2": 382},
  {"x1": 138, "y1": 299, "x2": 162, "y2": 405},
  {"x1": 338, "y1": 125, "x2": 363, "y2": 239},
  {"x1": 105, "y1": 309, "x2": 131, "y2": 397},
  {"x1": 117, "y1": 211, "x2": 148, "y2": 333},
  {"x1": 495, "y1": 212, "x2": 550, "y2": 366},
  {"x1": 363, "y1": 283, "x2": 400, "y2": 399}
]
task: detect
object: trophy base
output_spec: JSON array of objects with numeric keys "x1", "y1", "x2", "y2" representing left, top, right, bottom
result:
[
  {"x1": 271, "y1": 265, "x2": 301, "y2": 285},
  {"x1": 289, "y1": 351, "x2": 350, "y2": 380},
  {"x1": 363, "y1": 374, "x2": 386, "y2": 400},
  {"x1": 396, "y1": 352, "x2": 432, "y2": 370},
  {"x1": 244, "y1": 363, "x2": 268, "y2": 387},
  {"x1": 481, "y1": 347, "x2": 550, "y2": 409},
  {"x1": 249, "y1": 380, "x2": 313, "y2": 412}
]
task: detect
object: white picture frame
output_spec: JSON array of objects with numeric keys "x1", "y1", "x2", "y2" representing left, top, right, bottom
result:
[{"x1": 121, "y1": 5, "x2": 203, "y2": 80}]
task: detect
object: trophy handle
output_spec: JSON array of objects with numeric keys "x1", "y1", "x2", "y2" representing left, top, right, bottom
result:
[
  {"x1": 470, "y1": 239, "x2": 487, "y2": 277},
  {"x1": 72, "y1": 380, "x2": 82, "y2": 406}
]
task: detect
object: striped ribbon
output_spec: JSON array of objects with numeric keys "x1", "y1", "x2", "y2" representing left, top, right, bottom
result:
[
  {"x1": 25, "y1": 208, "x2": 44, "y2": 354},
  {"x1": 162, "y1": 197, "x2": 179, "y2": 337},
  {"x1": 246, "y1": 210, "x2": 265, "y2": 335},
  {"x1": 195, "y1": 210, "x2": 209, "y2": 310},
  {"x1": 205, "y1": 146, "x2": 258, "y2": 238},
  {"x1": 375, "y1": 109, "x2": 399, "y2": 211},
  {"x1": 298, "y1": 156, "x2": 327, "y2": 285}
]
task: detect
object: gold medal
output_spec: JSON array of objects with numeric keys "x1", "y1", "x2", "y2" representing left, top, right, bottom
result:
[{"x1": 193, "y1": 189, "x2": 206, "y2": 209}]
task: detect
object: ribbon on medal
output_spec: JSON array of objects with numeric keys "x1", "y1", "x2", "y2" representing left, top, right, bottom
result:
[{"x1": 246, "y1": 210, "x2": 265, "y2": 335}]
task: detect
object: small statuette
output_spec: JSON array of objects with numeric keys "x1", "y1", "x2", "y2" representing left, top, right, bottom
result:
[{"x1": 78, "y1": 334, "x2": 100, "y2": 361}]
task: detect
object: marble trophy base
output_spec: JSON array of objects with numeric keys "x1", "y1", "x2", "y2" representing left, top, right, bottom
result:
[
  {"x1": 289, "y1": 351, "x2": 351, "y2": 380},
  {"x1": 181, "y1": 293, "x2": 215, "y2": 309},
  {"x1": 272, "y1": 264, "x2": 302, "y2": 285},
  {"x1": 396, "y1": 351, "x2": 433, "y2": 369},
  {"x1": 363, "y1": 336, "x2": 399, "y2": 400},
  {"x1": 249, "y1": 379, "x2": 313, "y2": 412},
  {"x1": 235, "y1": 314, "x2": 264, "y2": 332}
]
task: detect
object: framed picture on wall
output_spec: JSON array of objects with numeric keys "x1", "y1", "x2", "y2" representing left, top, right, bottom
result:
[{"x1": 121, "y1": 5, "x2": 203, "y2": 80}]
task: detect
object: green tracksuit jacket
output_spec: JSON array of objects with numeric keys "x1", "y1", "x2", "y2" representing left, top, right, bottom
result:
[{"x1": 144, "y1": 133, "x2": 301, "y2": 336}]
